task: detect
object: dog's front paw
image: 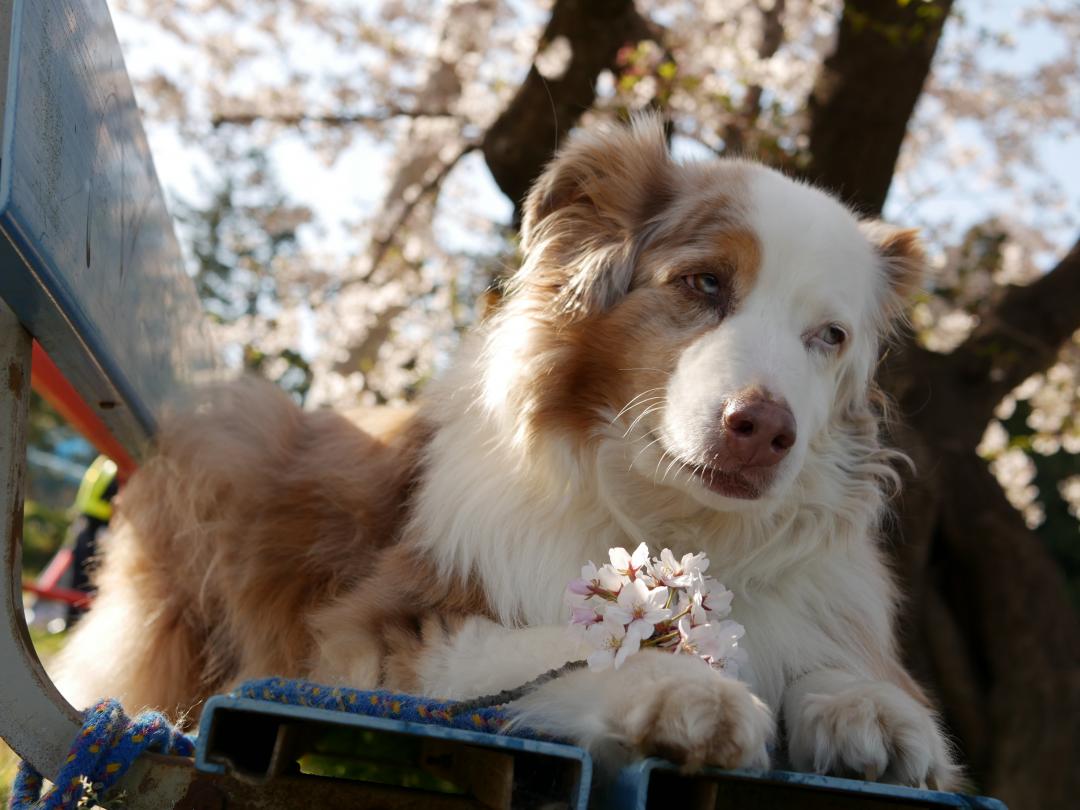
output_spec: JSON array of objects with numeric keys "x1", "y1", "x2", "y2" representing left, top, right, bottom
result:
[
  {"x1": 788, "y1": 682, "x2": 957, "y2": 788},
  {"x1": 613, "y1": 658, "x2": 774, "y2": 771},
  {"x1": 510, "y1": 650, "x2": 774, "y2": 772}
]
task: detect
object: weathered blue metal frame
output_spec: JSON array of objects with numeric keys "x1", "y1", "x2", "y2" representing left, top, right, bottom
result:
[
  {"x1": 0, "y1": 301, "x2": 83, "y2": 781},
  {"x1": 605, "y1": 758, "x2": 1009, "y2": 810},
  {"x1": 0, "y1": 0, "x2": 216, "y2": 783},
  {"x1": 197, "y1": 695, "x2": 593, "y2": 810},
  {"x1": 0, "y1": 0, "x2": 218, "y2": 454}
]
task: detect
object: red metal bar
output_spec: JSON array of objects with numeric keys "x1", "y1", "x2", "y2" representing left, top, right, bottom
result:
[
  {"x1": 22, "y1": 548, "x2": 93, "y2": 608},
  {"x1": 25, "y1": 343, "x2": 135, "y2": 611},
  {"x1": 29, "y1": 341, "x2": 137, "y2": 479},
  {"x1": 35, "y1": 547, "x2": 73, "y2": 591},
  {"x1": 22, "y1": 582, "x2": 91, "y2": 609}
]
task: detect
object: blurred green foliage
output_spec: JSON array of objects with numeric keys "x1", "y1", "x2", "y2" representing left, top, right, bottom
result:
[
  {"x1": 22, "y1": 500, "x2": 69, "y2": 578},
  {"x1": 299, "y1": 728, "x2": 463, "y2": 794},
  {"x1": 23, "y1": 392, "x2": 87, "y2": 577}
]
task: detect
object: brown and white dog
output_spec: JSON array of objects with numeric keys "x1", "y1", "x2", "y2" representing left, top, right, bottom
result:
[{"x1": 56, "y1": 116, "x2": 960, "y2": 787}]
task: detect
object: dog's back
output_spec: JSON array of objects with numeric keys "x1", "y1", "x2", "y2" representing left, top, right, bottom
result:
[{"x1": 53, "y1": 378, "x2": 421, "y2": 720}]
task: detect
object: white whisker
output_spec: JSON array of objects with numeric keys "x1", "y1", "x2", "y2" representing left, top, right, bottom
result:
[
  {"x1": 661, "y1": 453, "x2": 682, "y2": 484},
  {"x1": 623, "y1": 403, "x2": 665, "y2": 438},
  {"x1": 653, "y1": 449, "x2": 670, "y2": 482},
  {"x1": 610, "y1": 388, "x2": 665, "y2": 424},
  {"x1": 629, "y1": 435, "x2": 664, "y2": 472}
]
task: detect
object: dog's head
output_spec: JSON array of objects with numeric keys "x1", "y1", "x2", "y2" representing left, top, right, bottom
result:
[{"x1": 490, "y1": 116, "x2": 922, "y2": 509}]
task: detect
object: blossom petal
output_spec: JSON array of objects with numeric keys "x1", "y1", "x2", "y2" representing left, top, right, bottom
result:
[
  {"x1": 567, "y1": 578, "x2": 592, "y2": 596},
  {"x1": 644, "y1": 585, "x2": 669, "y2": 609},
  {"x1": 627, "y1": 618, "x2": 657, "y2": 640},
  {"x1": 597, "y1": 563, "x2": 624, "y2": 591},
  {"x1": 617, "y1": 578, "x2": 649, "y2": 608},
  {"x1": 570, "y1": 606, "x2": 601, "y2": 625},
  {"x1": 587, "y1": 649, "x2": 614, "y2": 672},
  {"x1": 614, "y1": 627, "x2": 642, "y2": 668}
]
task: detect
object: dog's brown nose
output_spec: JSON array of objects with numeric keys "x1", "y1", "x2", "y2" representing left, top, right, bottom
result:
[{"x1": 722, "y1": 394, "x2": 796, "y2": 468}]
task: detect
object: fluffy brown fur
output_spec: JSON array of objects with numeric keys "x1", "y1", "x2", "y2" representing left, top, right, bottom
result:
[{"x1": 56, "y1": 379, "x2": 432, "y2": 720}]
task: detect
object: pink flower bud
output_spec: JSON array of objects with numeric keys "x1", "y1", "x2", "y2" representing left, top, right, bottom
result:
[
  {"x1": 570, "y1": 606, "x2": 601, "y2": 625},
  {"x1": 567, "y1": 578, "x2": 593, "y2": 596}
]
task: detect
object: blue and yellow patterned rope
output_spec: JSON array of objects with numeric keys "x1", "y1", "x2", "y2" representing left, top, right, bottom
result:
[{"x1": 9, "y1": 699, "x2": 193, "y2": 810}]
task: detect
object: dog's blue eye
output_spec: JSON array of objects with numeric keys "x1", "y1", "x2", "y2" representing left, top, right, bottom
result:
[{"x1": 684, "y1": 273, "x2": 722, "y2": 297}]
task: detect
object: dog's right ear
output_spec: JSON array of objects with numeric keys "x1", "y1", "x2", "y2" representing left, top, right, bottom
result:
[
  {"x1": 518, "y1": 115, "x2": 675, "y2": 320},
  {"x1": 859, "y1": 220, "x2": 927, "y2": 325}
]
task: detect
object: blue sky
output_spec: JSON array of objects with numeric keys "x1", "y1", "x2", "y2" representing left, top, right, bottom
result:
[{"x1": 884, "y1": 0, "x2": 1078, "y2": 261}]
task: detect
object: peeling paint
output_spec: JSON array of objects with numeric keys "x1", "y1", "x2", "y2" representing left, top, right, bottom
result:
[{"x1": 7, "y1": 361, "x2": 23, "y2": 396}]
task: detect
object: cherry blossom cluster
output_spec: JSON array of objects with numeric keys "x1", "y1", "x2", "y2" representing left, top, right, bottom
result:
[{"x1": 565, "y1": 542, "x2": 748, "y2": 677}]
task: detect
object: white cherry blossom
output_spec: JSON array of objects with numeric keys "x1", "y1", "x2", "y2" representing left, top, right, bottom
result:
[
  {"x1": 568, "y1": 543, "x2": 748, "y2": 677},
  {"x1": 649, "y1": 548, "x2": 710, "y2": 588},
  {"x1": 677, "y1": 616, "x2": 748, "y2": 678},
  {"x1": 585, "y1": 616, "x2": 643, "y2": 672},
  {"x1": 609, "y1": 542, "x2": 650, "y2": 581},
  {"x1": 688, "y1": 575, "x2": 734, "y2": 624},
  {"x1": 606, "y1": 578, "x2": 672, "y2": 638}
]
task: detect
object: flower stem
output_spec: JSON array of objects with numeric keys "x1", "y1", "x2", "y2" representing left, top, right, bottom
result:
[
  {"x1": 445, "y1": 659, "x2": 588, "y2": 716},
  {"x1": 644, "y1": 629, "x2": 681, "y2": 647}
]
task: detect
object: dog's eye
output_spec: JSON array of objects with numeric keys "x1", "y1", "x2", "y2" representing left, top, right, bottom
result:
[
  {"x1": 821, "y1": 324, "x2": 847, "y2": 345},
  {"x1": 808, "y1": 323, "x2": 848, "y2": 351},
  {"x1": 683, "y1": 273, "x2": 723, "y2": 298}
]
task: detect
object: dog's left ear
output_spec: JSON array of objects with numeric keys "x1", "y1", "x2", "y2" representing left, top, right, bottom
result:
[
  {"x1": 518, "y1": 114, "x2": 674, "y2": 320},
  {"x1": 860, "y1": 221, "x2": 926, "y2": 319}
]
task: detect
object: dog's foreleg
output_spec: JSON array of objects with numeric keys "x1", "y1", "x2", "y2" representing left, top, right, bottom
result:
[
  {"x1": 416, "y1": 617, "x2": 588, "y2": 700},
  {"x1": 509, "y1": 647, "x2": 774, "y2": 771},
  {"x1": 417, "y1": 618, "x2": 773, "y2": 770}
]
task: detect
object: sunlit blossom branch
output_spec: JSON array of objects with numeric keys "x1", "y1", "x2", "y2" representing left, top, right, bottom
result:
[
  {"x1": 481, "y1": 0, "x2": 660, "y2": 216},
  {"x1": 210, "y1": 107, "x2": 459, "y2": 129},
  {"x1": 950, "y1": 235, "x2": 1080, "y2": 431},
  {"x1": 721, "y1": 0, "x2": 786, "y2": 155},
  {"x1": 352, "y1": 141, "x2": 477, "y2": 286}
]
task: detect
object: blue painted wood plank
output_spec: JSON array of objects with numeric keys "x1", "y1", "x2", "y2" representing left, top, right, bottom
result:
[{"x1": 0, "y1": 0, "x2": 219, "y2": 453}]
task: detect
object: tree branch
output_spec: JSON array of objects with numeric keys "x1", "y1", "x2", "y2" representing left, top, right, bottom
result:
[
  {"x1": 883, "y1": 337, "x2": 1080, "y2": 805},
  {"x1": 803, "y1": 0, "x2": 954, "y2": 215},
  {"x1": 210, "y1": 108, "x2": 457, "y2": 129},
  {"x1": 481, "y1": 0, "x2": 659, "y2": 219},
  {"x1": 948, "y1": 236, "x2": 1080, "y2": 431},
  {"x1": 357, "y1": 143, "x2": 475, "y2": 286},
  {"x1": 935, "y1": 452, "x2": 1080, "y2": 807}
]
